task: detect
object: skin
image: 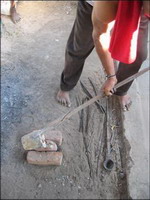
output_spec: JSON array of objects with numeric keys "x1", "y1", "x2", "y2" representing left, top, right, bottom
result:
[
  {"x1": 57, "y1": 90, "x2": 71, "y2": 107},
  {"x1": 57, "y1": 1, "x2": 132, "y2": 111},
  {"x1": 92, "y1": 1, "x2": 132, "y2": 110},
  {"x1": 119, "y1": 95, "x2": 132, "y2": 111},
  {"x1": 10, "y1": 1, "x2": 21, "y2": 24},
  {"x1": 92, "y1": 1, "x2": 118, "y2": 24},
  {"x1": 92, "y1": 1, "x2": 118, "y2": 96}
]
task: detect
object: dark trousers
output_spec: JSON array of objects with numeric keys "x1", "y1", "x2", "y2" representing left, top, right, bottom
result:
[{"x1": 60, "y1": 1, "x2": 148, "y2": 96}]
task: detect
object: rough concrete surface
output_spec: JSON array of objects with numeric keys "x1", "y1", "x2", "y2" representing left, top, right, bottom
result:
[
  {"x1": 1, "y1": 1, "x2": 149, "y2": 199},
  {"x1": 124, "y1": 58, "x2": 150, "y2": 199}
]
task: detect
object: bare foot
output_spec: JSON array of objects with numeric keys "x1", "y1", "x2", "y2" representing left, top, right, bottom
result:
[
  {"x1": 10, "y1": 6, "x2": 21, "y2": 24},
  {"x1": 118, "y1": 94, "x2": 132, "y2": 112},
  {"x1": 57, "y1": 90, "x2": 71, "y2": 107}
]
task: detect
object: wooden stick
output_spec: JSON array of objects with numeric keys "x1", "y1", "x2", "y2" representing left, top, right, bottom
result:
[{"x1": 46, "y1": 67, "x2": 150, "y2": 128}]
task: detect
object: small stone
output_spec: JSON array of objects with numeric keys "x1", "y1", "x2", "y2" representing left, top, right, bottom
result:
[
  {"x1": 38, "y1": 184, "x2": 42, "y2": 188},
  {"x1": 119, "y1": 171, "x2": 125, "y2": 179}
]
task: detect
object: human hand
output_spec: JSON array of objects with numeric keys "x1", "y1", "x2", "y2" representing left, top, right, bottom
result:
[{"x1": 101, "y1": 77, "x2": 117, "y2": 96}]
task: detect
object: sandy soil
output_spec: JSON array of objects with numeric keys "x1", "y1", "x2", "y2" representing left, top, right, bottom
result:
[{"x1": 1, "y1": 1, "x2": 130, "y2": 199}]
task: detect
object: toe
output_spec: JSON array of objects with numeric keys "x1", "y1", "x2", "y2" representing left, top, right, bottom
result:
[
  {"x1": 61, "y1": 99, "x2": 67, "y2": 107},
  {"x1": 126, "y1": 100, "x2": 132, "y2": 111},
  {"x1": 57, "y1": 96, "x2": 61, "y2": 103},
  {"x1": 122, "y1": 105, "x2": 127, "y2": 112},
  {"x1": 119, "y1": 95, "x2": 132, "y2": 112},
  {"x1": 67, "y1": 103, "x2": 71, "y2": 108},
  {"x1": 63, "y1": 99, "x2": 67, "y2": 107},
  {"x1": 56, "y1": 90, "x2": 71, "y2": 107},
  {"x1": 60, "y1": 99, "x2": 64, "y2": 106},
  {"x1": 66, "y1": 99, "x2": 71, "y2": 108},
  {"x1": 16, "y1": 17, "x2": 21, "y2": 23}
]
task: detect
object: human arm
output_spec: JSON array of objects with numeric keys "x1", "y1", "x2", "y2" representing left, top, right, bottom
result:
[{"x1": 92, "y1": 1, "x2": 118, "y2": 96}]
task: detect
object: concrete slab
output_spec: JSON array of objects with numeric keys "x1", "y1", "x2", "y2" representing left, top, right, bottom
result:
[{"x1": 124, "y1": 59, "x2": 149, "y2": 199}]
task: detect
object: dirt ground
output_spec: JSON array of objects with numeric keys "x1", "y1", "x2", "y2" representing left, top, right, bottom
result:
[{"x1": 1, "y1": 1, "x2": 131, "y2": 199}]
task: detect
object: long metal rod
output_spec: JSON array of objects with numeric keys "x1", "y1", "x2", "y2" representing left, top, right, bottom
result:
[
  {"x1": 103, "y1": 98, "x2": 114, "y2": 171},
  {"x1": 114, "y1": 67, "x2": 149, "y2": 90}
]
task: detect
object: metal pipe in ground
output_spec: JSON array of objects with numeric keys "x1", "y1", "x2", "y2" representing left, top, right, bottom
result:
[{"x1": 103, "y1": 98, "x2": 114, "y2": 171}]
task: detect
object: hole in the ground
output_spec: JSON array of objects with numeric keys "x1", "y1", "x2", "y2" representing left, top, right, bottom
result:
[{"x1": 103, "y1": 159, "x2": 114, "y2": 171}]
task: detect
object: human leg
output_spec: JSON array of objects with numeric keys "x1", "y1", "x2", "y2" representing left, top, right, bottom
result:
[
  {"x1": 57, "y1": 1, "x2": 94, "y2": 107},
  {"x1": 115, "y1": 14, "x2": 149, "y2": 110},
  {"x1": 10, "y1": 1, "x2": 21, "y2": 24}
]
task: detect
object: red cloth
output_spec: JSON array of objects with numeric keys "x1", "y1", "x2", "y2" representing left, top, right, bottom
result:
[{"x1": 109, "y1": 1, "x2": 142, "y2": 64}]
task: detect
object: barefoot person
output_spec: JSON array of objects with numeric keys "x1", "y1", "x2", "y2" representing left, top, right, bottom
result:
[
  {"x1": 92, "y1": 1, "x2": 149, "y2": 98},
  {"x1": 10, "y1": 0, "x2": 21, "y2": 23},
  {"x1": 1, "y1": 0, "x2": 21, "y2": 23},
  {"x1": 57, "y1": 1, "x2": 148, "y2": 111}
]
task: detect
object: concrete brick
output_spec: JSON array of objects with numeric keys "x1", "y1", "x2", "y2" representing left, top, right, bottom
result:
[{"x1": 27, "y1": 151, "x2": 63, "y2": 166}]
